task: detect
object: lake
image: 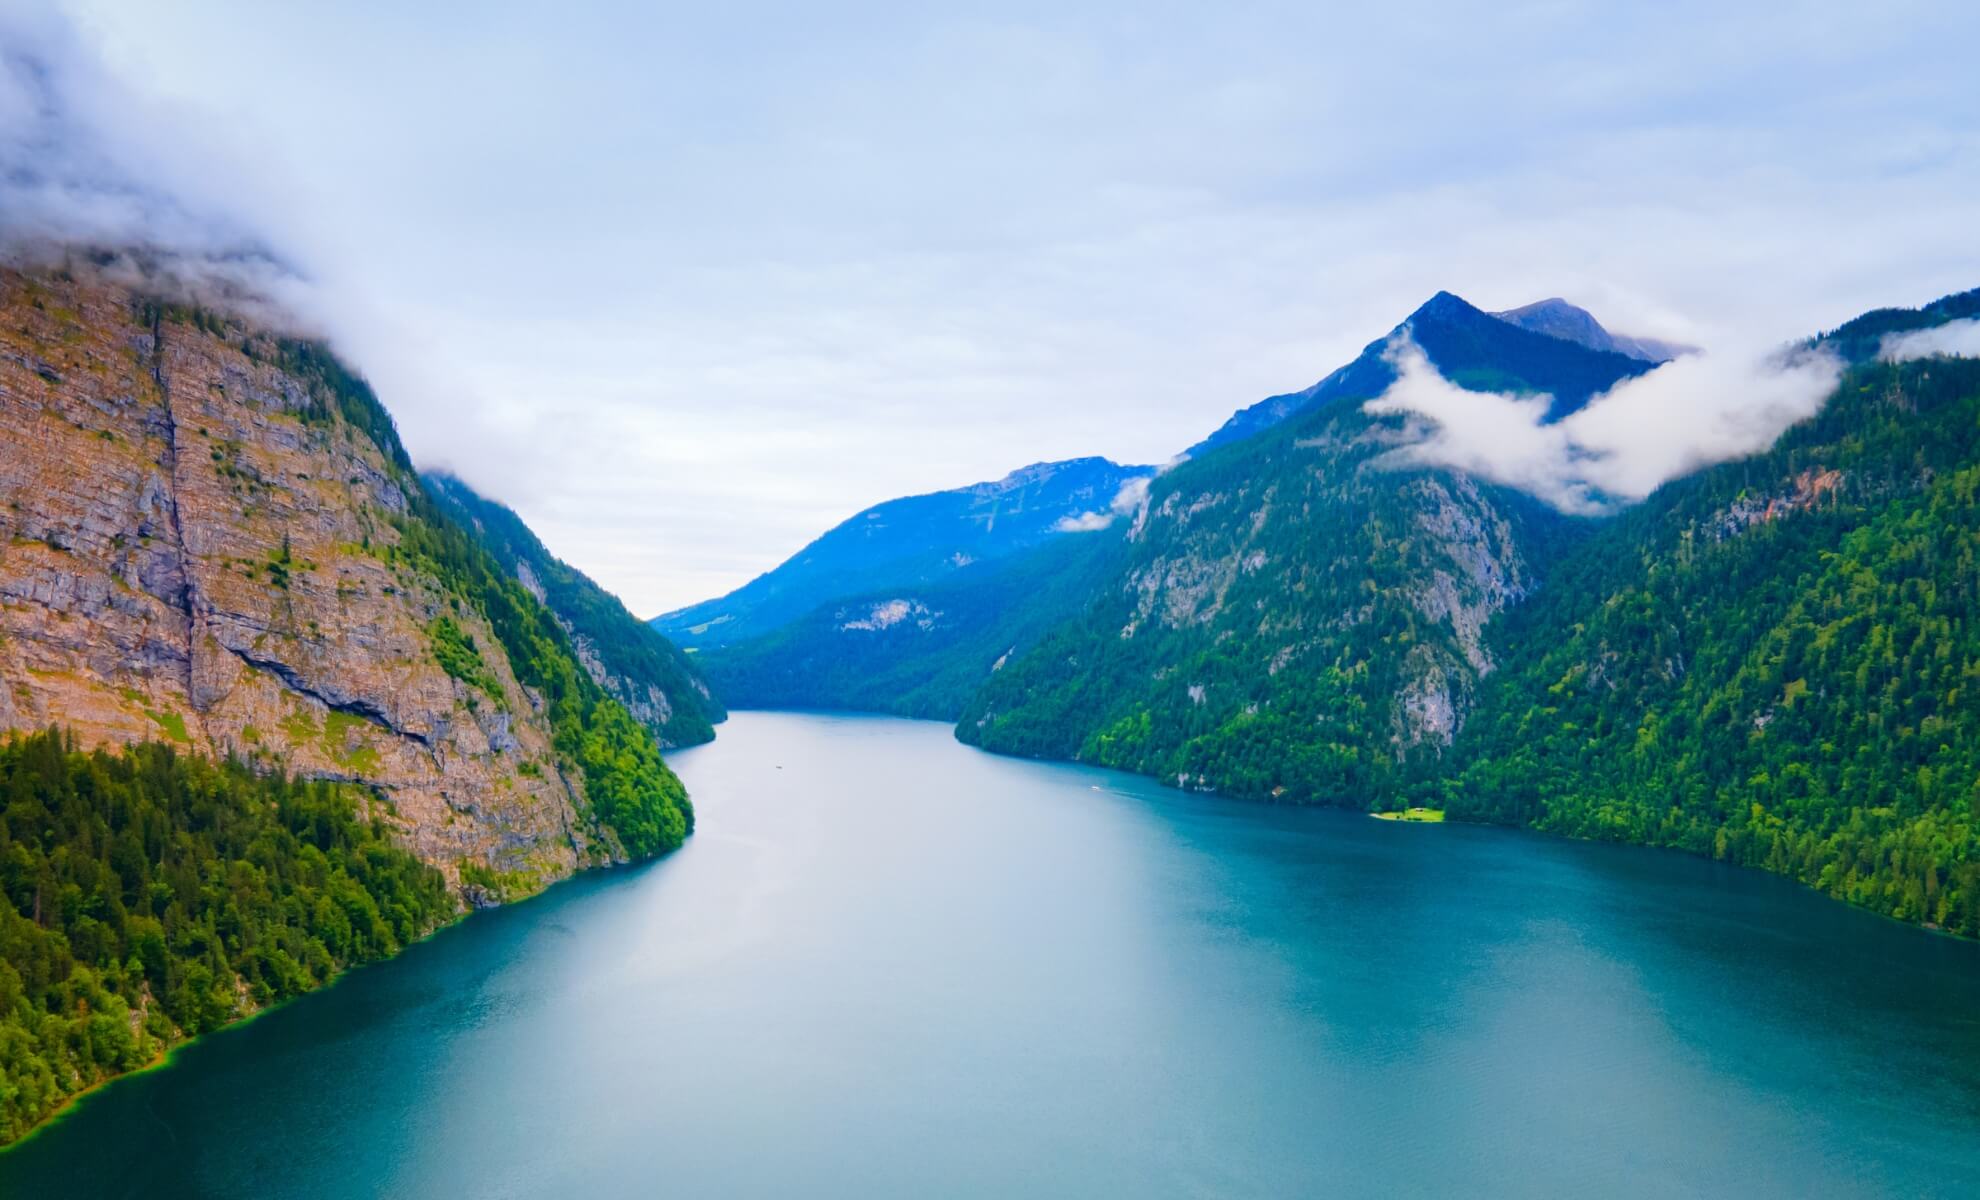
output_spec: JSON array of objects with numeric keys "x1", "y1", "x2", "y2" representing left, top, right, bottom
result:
[{"x1": 6, "y1": 711, "x2": 1979, "y2": 1198}]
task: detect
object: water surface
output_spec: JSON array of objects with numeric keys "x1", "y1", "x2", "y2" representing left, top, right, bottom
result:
[{"x1": 6, "y1": 712, "x2": 1979, "y2": 1197}]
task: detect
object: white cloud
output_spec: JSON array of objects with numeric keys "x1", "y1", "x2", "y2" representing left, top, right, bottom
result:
[
  {"x1": 1053, "y1": 473, "x2": 1154, "y2": 532},
  {"x1": 1365, "y1": 335, "x2": 1843, "y2": 511},
  {"x1": 0, "y1": 4, "x2": 313, "y2": 315},
  {"x1": 1053, "y1": 510, "x2": 1117, "y2": 532},
  {"x1": 1880, "y1": 319, "x2": 1980, "y2": 362}
]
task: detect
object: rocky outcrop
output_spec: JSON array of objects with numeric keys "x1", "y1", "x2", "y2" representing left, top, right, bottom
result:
[{"x1": 0, "y1": 262, "x2": 598, "y2": 887}]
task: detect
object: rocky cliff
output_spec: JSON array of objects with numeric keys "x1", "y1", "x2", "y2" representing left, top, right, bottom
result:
[{"x1": 0, "y1": 257, "x2": 685, "y2": 897}]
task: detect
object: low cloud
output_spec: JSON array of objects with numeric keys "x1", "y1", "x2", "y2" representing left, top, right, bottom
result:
[
  {"x1": 1364, "y1": 334, "x2": 1843, "y2": 513},
  {"x1": 1054, "y1": 508, "x2": 1117, "y2": 532},
  {"x1": 1880, "y1": 319, "x2": 1980, "y2": 363},
  {"x1": 0, "y1": 5, "x2": 310, "y2": 320},
  {"x1": 1053, "y1": 471, "x2": 1159, "y2": 532}
]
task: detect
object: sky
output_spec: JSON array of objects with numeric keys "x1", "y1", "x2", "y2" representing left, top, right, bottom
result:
[{"x1": 6, "y1": 0, "x2": 1980, "y2": 614}]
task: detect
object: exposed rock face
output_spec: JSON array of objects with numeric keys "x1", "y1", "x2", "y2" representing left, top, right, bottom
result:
[{"x1": 0, "y1": 263, "x2": 594, "y2": 884}]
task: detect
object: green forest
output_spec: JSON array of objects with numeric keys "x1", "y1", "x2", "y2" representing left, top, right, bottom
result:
[
  {"x1": 0, "y1": 731, "x2": 454, "y2": 1143},
  {"x1": 700, "y1": 532, "x2": 1128, "y2": 720},
  {"x1": 1454, "y1": 358, "x2": 1980, "y2": 936}
]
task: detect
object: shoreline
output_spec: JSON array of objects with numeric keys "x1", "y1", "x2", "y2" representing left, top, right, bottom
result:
[
  {"x1": 0, "y1": 848, "x2": 668, "y2": 1153},
  {"x1": 0, "y1": 904, "x2": 462, "y2": 1154}
]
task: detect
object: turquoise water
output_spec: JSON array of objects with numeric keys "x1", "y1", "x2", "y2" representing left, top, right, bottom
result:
[{"x1": 5, "y1": 711, "x2": 1979, "y2": 1197}]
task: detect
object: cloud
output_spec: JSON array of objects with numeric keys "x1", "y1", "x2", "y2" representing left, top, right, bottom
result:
[
  {"x1": 1880, "y1": 319, "x2": 1980, "y2": 363},
  {"x1": 0, "y1": 3, "x2": 310, "y2": 315},
  {"x1": 1053, "y1": 471, "x2": 1160, "y2": 532},
  {"x1": 1054, "y1": 509, "x2": 1117, "y2": 532},
  {"x1": 1364, "y1": 334, "x2": 1843, "y2": 512}
]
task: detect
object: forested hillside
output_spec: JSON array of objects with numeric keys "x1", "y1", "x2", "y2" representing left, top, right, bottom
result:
[
  {"x1": 959, "y1": 376, "x2": 1579, "y2": 798},
  {"x1": 698, "y1": 532, "x2": 1126, "y2": 719},
  {"x1": 0, "y1": 732, "x2": 454, "y2": 1142},
  {"x1": 961, "y1": 291, "x2": 1980, "y2": 938},
  {"x1": 1454, "y1": 355, "x2": 1980, "y2": 936},
  {"x1": 424, "y1": 473, "x2": 724, "y2": 747}
]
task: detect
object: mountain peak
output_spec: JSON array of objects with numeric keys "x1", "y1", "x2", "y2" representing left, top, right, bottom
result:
[
  {"x1": 1412, "y1": 291, "x2": 1485, "y2": 322},
  {"x1": 1492, "y1": 298, "x2": 1692, "y2": 363},
  {"x1": 1186, "y1": 288, "x2": 1665, "y2": 458}
]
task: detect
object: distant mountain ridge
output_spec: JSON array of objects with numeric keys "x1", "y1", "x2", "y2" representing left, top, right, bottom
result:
[{"x1": 653, "y1": 455, "x2": 1151, "y2": 649}]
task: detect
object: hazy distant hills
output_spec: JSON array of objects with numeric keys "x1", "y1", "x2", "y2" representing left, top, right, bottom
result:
[
  {"x1": 652, "y1": 456, "x2": 1152, "y2": 649},
  {"x1": 1491, "y1": 297, "x2": 1694, "y2": 363}
]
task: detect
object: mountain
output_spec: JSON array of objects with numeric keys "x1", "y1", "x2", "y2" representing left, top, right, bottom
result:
[
  {"x1": 696, "y1": 530, "x2": 1126, "y2": 719},
  {"x1": 1453, "y1": 349, "x2": 1980, "y2": 936},
  {"x1": 0, "y1": 256, "x2": 693, "y2": 881},
  {"x1": 959, "y1": 337, "x2": 1581, "y2": 799},
  {"x1": 1186, "y1": 291, "x2": 1659, "y2": 457},
  {"x1": 0, "y1": 254, "x2": 695, "y2": 1137},
  {"x1": 654, "y1": 456, "x2": 1151, "y2": 649},
  {"x1": 682, "y1": 291, "x2": 1660, "y2": 718},
  {"x1": 1803, "y1": 285, "x2": 1980, "y2": 364},
  {"x1": 1490, "y1": 298, "x2": 1693, "y2": 362},
  {"x1": 424, "y1": 472, "x2": 724, "y2": 747},
  {"x1": 959, "y1": 285, "x2": 1980, "y2": 938}
]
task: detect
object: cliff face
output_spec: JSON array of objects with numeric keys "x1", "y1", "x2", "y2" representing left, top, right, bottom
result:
[{"x1": 0, "y1": 262, "x2": 612, "y2": 888}]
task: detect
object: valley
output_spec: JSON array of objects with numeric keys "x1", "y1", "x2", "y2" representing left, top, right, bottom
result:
[{"x1": 669, "y1": 287, "x2": 1980, "y2": 938}]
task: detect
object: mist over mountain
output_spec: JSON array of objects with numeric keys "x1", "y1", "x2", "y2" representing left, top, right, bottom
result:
[{"x1": 1185, "y1": 291, "x2": 1658, "y2": 458}]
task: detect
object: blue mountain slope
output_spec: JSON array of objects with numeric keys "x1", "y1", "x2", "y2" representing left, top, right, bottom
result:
[
  {"x1": 1491, "y1": 298, "x2": 1693, "y2": 363},
  {"x1": 654, "y1": 456, "x2": 1152, "y2": 648}
]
